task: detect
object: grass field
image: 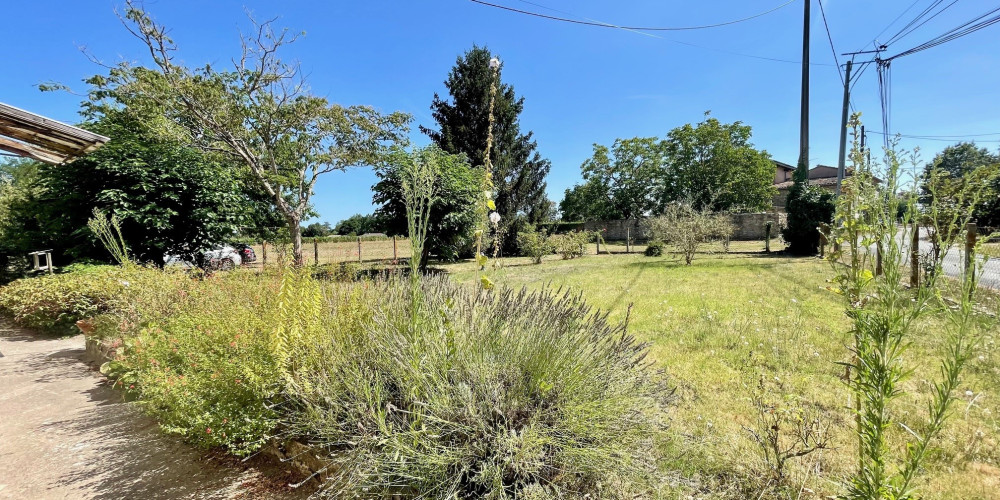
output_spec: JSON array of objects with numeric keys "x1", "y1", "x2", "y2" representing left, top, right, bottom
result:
[
  {"x1": 250, "y1": 238, "x2": 412, "y2": 266},
  {"x1": 441, "y1": 248, "x2": 1000, "y2": 499}
]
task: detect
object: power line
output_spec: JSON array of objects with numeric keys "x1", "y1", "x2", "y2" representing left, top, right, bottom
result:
[
  {"x1": 885, "y1": 0, "x2": 959, "y2": 47},
  {"x1": 469, "y1": 0, "x2": 797, "y2": 31},
  {"x1": 861, "y1": 0, "x2": 923, "y2": 50},
  {"x1": 869, "y1": 130, "x2": 1000, "y2": 141},
  {"x1": 469, "y1": 0, "x2": 835, "y2": 66},
  {"x1": 817, "y1": 0, "x2": 843, "y2": 85},
  {"x1": 886, "y1": 6, "x2": 1000, "y2": 61}
]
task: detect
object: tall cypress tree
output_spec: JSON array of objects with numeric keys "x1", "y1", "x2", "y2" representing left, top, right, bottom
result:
[{"x1": 420, "y1": 46, "x2": 551, "y2": 236}]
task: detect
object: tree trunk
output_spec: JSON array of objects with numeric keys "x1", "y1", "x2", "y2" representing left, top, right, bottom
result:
[{"x1": 288, "y1": 216, "x2": 304, "y2": 266}]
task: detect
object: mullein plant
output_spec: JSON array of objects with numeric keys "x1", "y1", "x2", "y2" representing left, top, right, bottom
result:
[
  {"x1": 828, "y1": 113, "x2": 997, "y2": 499},
  {"x1": 474, "y1": 56, "x2": 502, "y2": 290}
]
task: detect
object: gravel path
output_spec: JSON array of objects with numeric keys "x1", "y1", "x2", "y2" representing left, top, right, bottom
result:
[{"x1": 0, "y1": 320, "x2": 311, "y2": 500}]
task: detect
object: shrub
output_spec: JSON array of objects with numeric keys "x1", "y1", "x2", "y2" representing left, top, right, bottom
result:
[
  {"x1": 644, "y1": 240, "x2": 664, "y2": 257},
  {"x1": 645, "y1": 203, "x2": 732, "y2": 264},
  {"x1": 516, "y1": 227, "x2": 553, "y2": 264},
  {"x1": 287, "y1": 276, "x2": 670, "y2": 498},
  {"x1": 783, "y1": 182, "x2": 834, "y2": 255},
  {"x1": 0, "y1": 265, "x2": 188, "y2": 335},
  {"x1": 550, "y1": 230, "x2": 590, "y2": 260}
]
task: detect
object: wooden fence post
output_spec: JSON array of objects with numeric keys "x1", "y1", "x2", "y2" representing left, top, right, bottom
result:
[
  {"x1": 764, "y1": 221, "x2": 772, "y2": 253},
  {"x1": 626, "y1": 226, "x2": 631, "y2": 254},
  {"x1": 965, "y1": 223, "x2": 977, "y2": 297},
  {"x1": 596, "y1": 235, "x2": 600, "y2": 255},
  {"x1": 357, "y1": 236, "x2": 362, "y2": 263},
  {"x1": 393, "y1": 236, "x2": 398, "y2": 260},
  {"x1": 910, "y1": 223, "x2": 920, "y2": 287},
  {"x1": 876, "y1": 243, "x2": 883, "y2": 276},
  {"x1": 262, "y1": 241, "x2": 267, "y2": 267},
  {"x1": 314, "y1": 237, "x2": 319, "y2": 265}
]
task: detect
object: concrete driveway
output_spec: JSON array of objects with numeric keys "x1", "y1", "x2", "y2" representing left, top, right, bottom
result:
[{"x1": 0, "y1": 320, "x2": 311, "y2": 500}]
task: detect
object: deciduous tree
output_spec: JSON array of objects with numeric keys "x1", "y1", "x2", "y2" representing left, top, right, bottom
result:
[{"x1": 100, "y1": 3, "x2": 410, "y2": 265}]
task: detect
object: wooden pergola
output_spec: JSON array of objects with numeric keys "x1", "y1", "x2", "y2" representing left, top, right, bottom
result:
[{"x1": 0, "y1": 102, "x2": 109, "y2": 164}]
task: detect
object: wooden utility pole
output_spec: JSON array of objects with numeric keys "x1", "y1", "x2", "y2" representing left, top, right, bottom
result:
[
  {"x1": 797, "y1": 0, "x2": 811, "y2": 174},
  {"x1": 836, "y1": 59, "x2": 853, "y2": 196}
]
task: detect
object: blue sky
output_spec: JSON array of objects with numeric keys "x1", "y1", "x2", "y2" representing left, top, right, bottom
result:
[{"x1": 4, "y1": 1, "x2": 999, "y2": 224}]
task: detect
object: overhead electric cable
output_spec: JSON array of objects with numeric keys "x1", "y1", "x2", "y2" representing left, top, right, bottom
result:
[
  {"x1": 469, "y1": 0, "x2": 797, "y2": 31},
  {"x1": 818, "y1": 0, "x2": 844, "y2": 85},
  {"x1": 869, "y1": 130, "x2": 1000, "y2": 141},
  {"x1": 885, "y1": 0, "x2": 959, "y2": 47},
  {"x1": 469, "y1": 0, "x2": 834, "y2": 66},
  {"x1": 886, "y1": 6, "x2": 1000, "y2": 60},
  {"x1": 861, "y1": 0, "x2": 924, "y2": 49}
]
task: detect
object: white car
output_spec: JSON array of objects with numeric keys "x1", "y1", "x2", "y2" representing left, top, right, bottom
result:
[{"x1": 164, "y1": 245, "x2": 242, "y2": 270}]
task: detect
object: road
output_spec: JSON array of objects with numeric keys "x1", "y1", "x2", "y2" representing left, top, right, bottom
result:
[{"x1": 885, "y1": 227, "x2": 1000, "y2": 291}]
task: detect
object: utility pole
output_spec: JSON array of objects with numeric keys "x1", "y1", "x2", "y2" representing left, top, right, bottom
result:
[
  {"x1": 835, "y1": 59, "x2": 853, "y2": 196},
  {"x1": 797, "y1": 0, "x2": 811, "y2": 176}
]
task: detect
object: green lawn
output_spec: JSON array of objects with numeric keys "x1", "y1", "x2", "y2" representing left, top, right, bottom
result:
[{"x1": 441, "y1": 249, "x2": 1000, "y2": 499}]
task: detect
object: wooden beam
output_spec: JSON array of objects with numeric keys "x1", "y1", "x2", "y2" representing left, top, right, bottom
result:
[
  {"x1": 0, "y1": 122, "x2": 89, "y2": 156},
  {"x1": 0, "y1": 102, "x2": 108, "y2": 144},
  {"x1": 0, "y1": 136, "x2": 70, "y2": 164}
]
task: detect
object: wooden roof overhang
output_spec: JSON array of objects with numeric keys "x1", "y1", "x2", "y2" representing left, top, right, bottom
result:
[{"x1": 0, "y1": 102, "x2": 109, "y2": 164}]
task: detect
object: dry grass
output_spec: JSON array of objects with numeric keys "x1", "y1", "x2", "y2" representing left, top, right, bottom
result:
[{"x1": 441, "y1": 248, "x2": 1000, "y2": 499}]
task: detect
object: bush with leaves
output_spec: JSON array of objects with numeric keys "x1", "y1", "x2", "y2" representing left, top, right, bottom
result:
[
  {"x1": 645, "y1": 203, "x2": 733, "y2": 264},
  {"x1": 286, "y1": 275, "x2": 670, "y2": 498},
  {"x1": 516, "y1": 225, "x2": 554, "y2": 264},
  {"x1": 549, "y1": 230, "x2": 590, "y2": 260},
  {"x1": 644, "y1": 240, "x2": 665, "y2": 257},
  {"x1": 783, "y1": 172, "x2": 835, "y2": 255}
]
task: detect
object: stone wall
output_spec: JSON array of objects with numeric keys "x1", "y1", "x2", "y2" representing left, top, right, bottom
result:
[{"x1": 581, "y1": 213, "x2": 786, "y2": 241}]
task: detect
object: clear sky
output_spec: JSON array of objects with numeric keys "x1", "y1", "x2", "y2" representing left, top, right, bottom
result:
[{"x1": 4, "y1": 1, "x2": 999, "y2": 224}]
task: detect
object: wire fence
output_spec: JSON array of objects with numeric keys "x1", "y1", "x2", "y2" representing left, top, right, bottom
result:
[{"x1": 247, "y1": 236, "x2": 411, "y2": 268}]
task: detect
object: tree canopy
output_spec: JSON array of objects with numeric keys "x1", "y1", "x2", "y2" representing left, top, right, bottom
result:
[
  {"x1": 421, "y1": 46, "x2": 551, "y2": 235},
  {"x1": 373, "y1": 146, "x2": 479, "y2": 265},
  {"x1": 94, "y1": 3, "x2": 410, "y2": 265},
  {"x1": 0, "y1": 108, "x2": 259, "y2": 266},
  {"x1": 559, "y1": 116, "x2": 776, "y2": 221},
  {"x1": 920, "y1": 142, "x2": 1000, "y2": 228},
  {"x1": 332, "y1": 214, "x2": 381, "y2": 235}
]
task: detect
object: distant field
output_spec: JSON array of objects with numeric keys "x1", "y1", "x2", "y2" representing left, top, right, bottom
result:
[{"x1": 249, "y1": 238, "x2": 411, "y2": 266}]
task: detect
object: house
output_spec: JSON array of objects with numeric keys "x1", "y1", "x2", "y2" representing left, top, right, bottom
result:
[{"x1": 771, "y1": 164, "x2": 869, "y2": 211}]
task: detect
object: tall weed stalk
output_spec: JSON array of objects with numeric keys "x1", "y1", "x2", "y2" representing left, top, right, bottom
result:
[{"x1": 830, "y1": 114, "x2": 995, "y2": 499}]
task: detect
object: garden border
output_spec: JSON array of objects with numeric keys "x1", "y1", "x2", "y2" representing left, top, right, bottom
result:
[{"x1": 80, "y1": 330, "x2": 332, "y2": 488}]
